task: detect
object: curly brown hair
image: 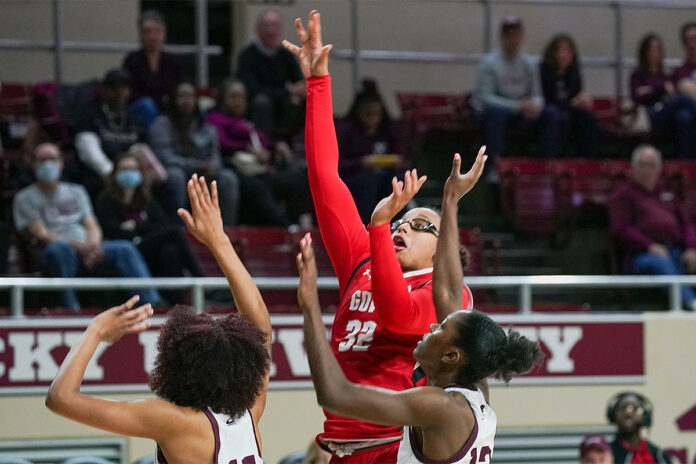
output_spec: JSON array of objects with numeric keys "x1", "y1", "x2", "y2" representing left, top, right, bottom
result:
[{"x1": 148, "y1": 305, "x2": 269, "y2": 419}]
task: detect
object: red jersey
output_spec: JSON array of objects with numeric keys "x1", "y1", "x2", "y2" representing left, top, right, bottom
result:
[{"x1": 305, "y1": 75, "x2": 473, "y2": 442}]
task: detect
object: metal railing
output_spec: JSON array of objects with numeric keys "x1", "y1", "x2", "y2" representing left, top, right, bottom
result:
[
  {"x1": 1, "y1": 0, "x2": 694, "y2": 93},
  {"x1": 0, "y1": 274, "x2": 693, "y2": 318}
]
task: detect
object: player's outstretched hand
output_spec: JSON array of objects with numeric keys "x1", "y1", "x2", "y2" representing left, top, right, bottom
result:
[
  {"x1": 88, "y1": 295, "x2": 153, "y2": 343},
  {"x1": 296, "y1": 233, "x2": 320, "y2": 313},
  {"x1": 282, "y1": 10, "x2": 332, "y2": 78},
  {"x1": 370, "y1": 169, "x2": 427, "y2": 227},
  {"x1": 178, "y1": 174, "x2": 228, "y2": 249},
  {"x1": 443, "y1": 146, "x2": 487, "y2": 202}
]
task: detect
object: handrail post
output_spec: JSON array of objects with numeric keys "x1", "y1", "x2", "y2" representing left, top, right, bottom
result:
[
  {"x1": 483, "y1": 0, "x2": 493, "y2": 53},
  {"x1": 10, "y1": 286, "x2": 24, "y2": 318},
  {"x1": 669, "y1": 282, "x2": 682, "y2": 312},
  {"x1": 195, "y1": 0, "x2": 209, "y2": 87},
  {"x1": 53, "y1": 0, "x2": 64, "y2": 85},
  {"x1": 192, "y1": 284, "x2": 205, "y2": 314},
  {"x1": 350, "y1": 0, "x2": 362, "y2": 93},
  {"x1": 613, "y1": 1, "x2": 624, "y2": 98},
  {"x1": 519, "y1": 283, "x2": 532, "y2": 314}
]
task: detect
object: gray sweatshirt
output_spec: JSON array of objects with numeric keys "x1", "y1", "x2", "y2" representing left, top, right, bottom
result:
[{"x1": 475, "y1": 49, "x2": 544, "y2": 112}]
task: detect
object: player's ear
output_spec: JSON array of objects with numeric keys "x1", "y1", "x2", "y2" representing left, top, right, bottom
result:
[{"x1": 441, "y1": 346, "x2": 465, "y2": 369}]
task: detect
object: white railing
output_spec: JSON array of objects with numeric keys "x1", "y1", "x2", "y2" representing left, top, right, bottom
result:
[{"x1": 0, "y1": 274, "x2": 692, "y2": 318}]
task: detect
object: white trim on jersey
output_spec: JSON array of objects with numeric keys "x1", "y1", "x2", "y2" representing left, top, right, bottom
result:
[{"x1": 402, "y1": 267, "x2": 434, "y2": 278}]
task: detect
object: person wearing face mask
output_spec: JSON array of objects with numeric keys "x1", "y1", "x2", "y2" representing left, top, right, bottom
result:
[
  {"x1": 608, "y1": 144, "x2": 696, "y2": 311},
  {"x1": 606, "y1": 392, "x2": 672, "y2": 463},
  {"x1": 94, "y1": 153, "x2": 203, "y2": 303},
  {"x1": 12, "y1": 143, "x2": 160, "y2": 311}
]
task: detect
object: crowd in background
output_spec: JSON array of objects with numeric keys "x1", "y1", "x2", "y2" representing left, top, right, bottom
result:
[{"x1": 3, "y1": 10, "x2": 696, "y2": 310}]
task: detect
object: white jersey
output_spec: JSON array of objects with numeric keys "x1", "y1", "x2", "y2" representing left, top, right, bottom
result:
[
  {"x1": 396, "y1": 386, "x2": 496, "y2": 464},
  {"x1": 155, "y1": 408, "x2": 263, "y2": 464}
]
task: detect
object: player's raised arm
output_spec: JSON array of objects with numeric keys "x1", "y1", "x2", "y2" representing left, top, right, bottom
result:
[
  {"x1": 433, "y1": 148, "x2": 487, "y2": 321},
  {"x1": 296, "y1": 235, "x2": 458, "y2": 427},
  {"x1": 178, "y1": 175, "x2": 271, "y2": 343},
  {"x1": 45, "y1": 297, "x2": 182, "y2": 440},
  {"x1": 283, "y1": 10, "x2": 370, "y2": 293}
]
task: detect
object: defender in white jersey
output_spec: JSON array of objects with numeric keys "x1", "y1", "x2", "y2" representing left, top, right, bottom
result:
[
  {"x1": 46, "y1": 176, "x2": 272, "y2": 464},
  {"x1": 296, "y1": 153, "x2": 543, "y2": 463}
]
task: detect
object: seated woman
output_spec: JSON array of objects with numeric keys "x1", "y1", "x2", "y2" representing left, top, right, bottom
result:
[
  {"x1": 540, "y1": 34, "x2": 598, "y2": 157},
  {"x1": 94, "y1": 152, "x2": 203, "y2": 302},
  {"x1": 206, "y1": 79, "x2": 307, "y2": 226},
  {"x1": 46, "y1": 176, "x2": 271, "y2": 464},
  {"x1": 336, "y1": 79, "x2": 405, "y2": 223},
  {"x1": 295, "y1": 150, "x2": 543, "y2": 463},
  {"x1": 149, "y1": 82, "x2": 240, "y2": 224},
  {"x1": 630, "y1": 33, "x2": 696, "y2": 158}
]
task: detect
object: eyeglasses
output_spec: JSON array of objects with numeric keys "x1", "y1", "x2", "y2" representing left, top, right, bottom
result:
[
  {"x1": 617, "y1": 404, "x2": 645, "y2": 416},
  {"x1": 391, "y1": 217, "x2": 439, "y2": 237}
]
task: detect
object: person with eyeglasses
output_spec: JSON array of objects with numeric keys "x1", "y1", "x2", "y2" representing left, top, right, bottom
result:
[
  {"x1": 283, "y1": 11, "x2": 486, "y2": 462},
  {"x1": 606, "y1": 392, "x2": 672, "y2": 463}
]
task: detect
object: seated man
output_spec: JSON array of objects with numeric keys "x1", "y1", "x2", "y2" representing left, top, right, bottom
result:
[
  {"x1": 474, "y1": 17, "x2": 562, "y2": 160},
  {"x1": 580, "y1": 435, "x2": 614, "y2": 464},
  {"x1": 12, "y1": 143, "x2": 161, "y2": 311},
  {"x1": 74, "y1": 69, "x2": 163, "y2": 196},
  {"x1": 236, "y1": 10, "x2": 305, "y2": 137},
  {"x1": 608, "y1": 144, "x2": 696, "y2": 311},
  {"x1": 606, "y1": 392, "x2": 672, "y2": 463}
]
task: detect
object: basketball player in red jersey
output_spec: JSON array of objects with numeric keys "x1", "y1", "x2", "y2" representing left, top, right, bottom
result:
[{"x1": 284, "y1": 11, "x2": 486, "y2": 462}]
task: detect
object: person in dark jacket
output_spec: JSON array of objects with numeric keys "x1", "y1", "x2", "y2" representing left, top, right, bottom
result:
[
  {"x1": 540, "y1": 34, "x2": 598, "y2": 157},
  {"x1": 94, "y1": 152, "x2": 203, "y2": 303},
  {"x1": 630, "y1": 33, "x2": 696, "y2": 158},
  {"x1": 607, "y1": 392, "x2": 672, "y2": 464}
]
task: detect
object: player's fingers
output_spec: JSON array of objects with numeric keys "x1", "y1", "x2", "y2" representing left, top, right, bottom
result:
[
  {"x1": 310, "y1": 11, "x2": 322, "y2": 45},
  {"x1": 126, "y1": 320, "x2": 152, "y2": 333},
  {"x1": 282, "y1": 40, "x2": 301, "y2": 56},
  {"x1": 321, "y1": 44, "x2": 333, "y2": 58},
  {"x1": 119, "y1": 295, "x2": 140, "y2": 313},
  {"x1": 125, "y1": 303, "x2": 152, "y2": 321},
  {"x1": 198, "y1": 176, "x2": 211, "y2": 206},
  {"x1": 295, "y1": 18, "x2": 309, "y2": 43},
  {"x1": 416, "y1": 175, "x2": 427, "y2": 190},
  {"x1": 450, "y1": 153, "x2": 462, "y2": 177},
  {"x1": 211, "y1": 181, "x2": 220, "y2": 207},
  {"x1": 177, "y1": 208, "x2": 195, "y2": 229},
  {"x1": 188, "y1": 177, "x2": 201, "y2": 212}
]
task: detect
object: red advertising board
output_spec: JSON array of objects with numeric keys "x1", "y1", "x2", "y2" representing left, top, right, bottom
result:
[{"x1": 0, "y1": 314, "x2": 644, "y2": 394}]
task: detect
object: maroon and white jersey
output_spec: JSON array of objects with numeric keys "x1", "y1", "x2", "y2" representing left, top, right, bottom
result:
[
  {"x1": 396, "y1": 386, "x2": 496, "y2": 464},
  {"x1": 155, "y1": 408, "x2": 262, "y2": 464}
]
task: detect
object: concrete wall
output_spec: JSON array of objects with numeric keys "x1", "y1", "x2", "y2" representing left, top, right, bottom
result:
[
  {"x1": 1, "y1": 313, "x2": 695, "y2": 464},
  {"x1": 1, "y1": 1, "x2": 693, "y2": 115}
]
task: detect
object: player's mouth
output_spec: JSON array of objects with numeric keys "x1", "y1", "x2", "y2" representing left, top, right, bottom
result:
[{"x1": 393, "y1": 235, "x2": 407, "y2": 252}]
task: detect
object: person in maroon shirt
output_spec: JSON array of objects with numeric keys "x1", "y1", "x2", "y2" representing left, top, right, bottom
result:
[
  {"x1": 123, "y1": 10, "x2": 185, "y2": 126},
  {"x1": 630, "y1": 33, "x2": 696, "y2": 158},
  {"x1": 608, "y1": 144, "x2": 696, "y2": 310},
  {"x1": 673, "y1": 22, "x2": 696, "y2": 98}
]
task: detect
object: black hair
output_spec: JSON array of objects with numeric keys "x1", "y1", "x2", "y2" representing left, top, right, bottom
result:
[
  {"x1": 542, "y1": 34, "x2": 580, "y2": 77},
  {"x1": 452, "y1": 310, "x2": 544, "y2": 385},
  {"x1": 139, "y1": 9, "x2": 166, "y2": 29},
  {"x1": 166, "y1": 81, "x2": 204, "y2": 158},
  {"x1": 637, "y1": 33, "x2": 664, "y2": 75},
  {"x1": 149, "y1": 306, "x2": 269, "y2": 419},
  {"x1": 681, "y1": 21, "x2": 696, "y2": 44},
  {"x1": 606, "y1": 391, "x2": 653, "y2": 428},
  {"x1": 345, "y1": 78, "x2": 391, "y2": 134},
  {"x1": 215, "y1": 78, "x2": 246, "y2": 110}
]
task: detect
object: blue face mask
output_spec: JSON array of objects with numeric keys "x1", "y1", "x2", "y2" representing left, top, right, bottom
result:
[
  {"x1": 116, "y1": 170, "x2": 143, "y2": 189},
  {"x1": 36, "y1": 161, "x2": 62, "y2": 182}
]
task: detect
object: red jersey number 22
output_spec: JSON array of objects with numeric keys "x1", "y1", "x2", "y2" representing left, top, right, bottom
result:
[{"x1": 338, "y1": 320, "x2": 377, "y2": 352}]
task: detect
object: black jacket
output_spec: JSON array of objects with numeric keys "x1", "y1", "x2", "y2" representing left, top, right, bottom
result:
[{"x1": 610, "y1": 437, "x2": 672, "y2": 464}]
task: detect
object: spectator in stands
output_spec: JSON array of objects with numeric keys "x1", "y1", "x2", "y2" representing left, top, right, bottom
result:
[
  {"x1": 608, "y1": 144, "x2": 696, "y2": 311},
  {"x1": 475, "y1": 17, "x2": 563, "y2": 160},
  {"x1": 123, "y1": 10, "x2": 184, "y2": 125},
  {"x1": 149, "y1": 82, "x2": 239, "y2": 225},
  {"x1": 236, "y1": 10, "x2": 305, "y2": 137},
  {"x1": 630, "y1": 34, "x2": 696, "y2": 158},
  {"x1": 206, "y1": 79, "x2": 306, "y2": 225},
  {"x1": 607, "y1": 392, "x2": 672, "y2": 463},
  {"x1": 580, "y1": 435, "x2": 614, "y2": 464},
  {"x1": 74, "y1": 69, "x2": 167, "y2": 198},
  {"x1": 94, "y1": 152, "x2": 203, "y2": 302},
  {"x1": 540, "y1": 34, "x2": 598, "y2": 157},
  {"x1": 336, "y1": 78, "x2": 405, "y2": 223},
  {"x1": 12, "y1": 143, "x2": 160, "y2": 311},
  {"x1": 673, "y1": 22, "x2": 696, "y2": 101}
]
